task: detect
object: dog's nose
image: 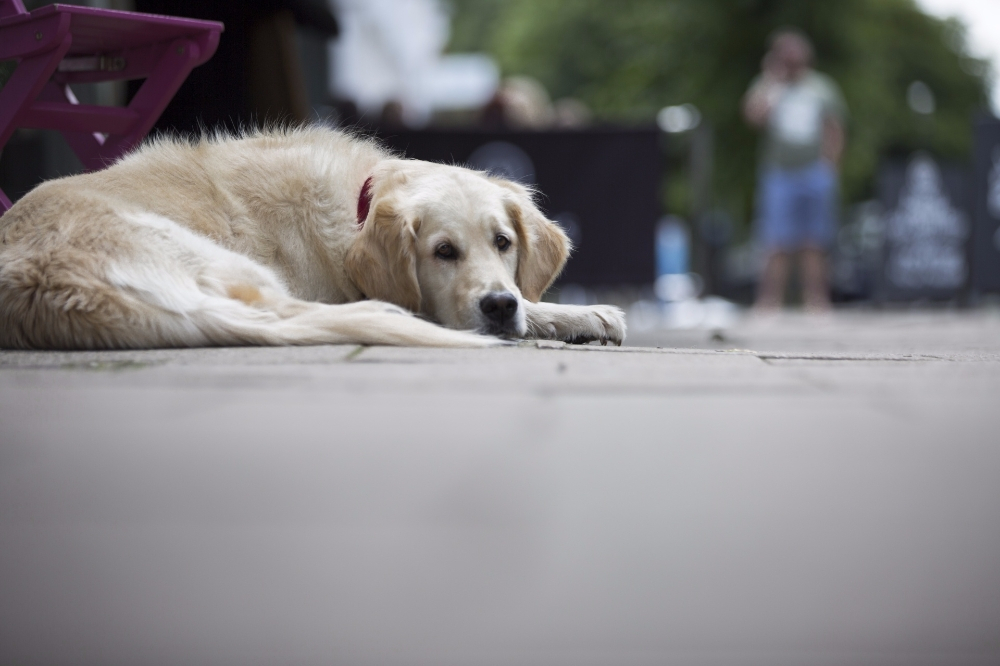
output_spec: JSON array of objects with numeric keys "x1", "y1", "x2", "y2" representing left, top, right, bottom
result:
[{"x1": 479, "y1": 291, "x2": 519, "y2": 326}]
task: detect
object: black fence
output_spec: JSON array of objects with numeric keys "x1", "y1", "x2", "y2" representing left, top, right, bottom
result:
[
  {"x1": 971, "y1": 115, "x2": 1000, "y2": 296},
  {"x1": 376, "y1": 129, "x2": 662, "y2": 287}
]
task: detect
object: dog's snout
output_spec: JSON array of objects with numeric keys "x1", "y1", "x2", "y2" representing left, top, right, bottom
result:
[{"x1": 480, "y1": 291, "x2": 519, "y2": 325}]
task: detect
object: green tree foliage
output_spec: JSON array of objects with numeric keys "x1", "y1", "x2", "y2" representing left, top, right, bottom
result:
[{"x1": 448, "y1": 0, "x2": 992, "y2": 228}]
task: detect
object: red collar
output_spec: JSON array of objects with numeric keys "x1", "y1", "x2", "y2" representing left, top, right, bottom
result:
[{"x1": 357, "y1": 176, "x2": 373, "y2": 228}]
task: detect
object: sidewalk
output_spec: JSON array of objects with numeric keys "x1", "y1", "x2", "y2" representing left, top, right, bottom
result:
[
  {"x1": 1, "y1": 309, "x2": 999, "y2": 665},
  {"x1": 627, "y1": 307, "x2": 1000, "y2": 356}
]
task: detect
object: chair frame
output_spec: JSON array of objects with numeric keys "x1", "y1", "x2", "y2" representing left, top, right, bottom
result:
[{"x1": 0, "y1": 0, "x2": 223, "y2": 211}]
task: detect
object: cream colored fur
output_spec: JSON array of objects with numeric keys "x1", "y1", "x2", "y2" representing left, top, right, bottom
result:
[{"x1": 0, "y1": 127, "x2": 625, "y2": 350}]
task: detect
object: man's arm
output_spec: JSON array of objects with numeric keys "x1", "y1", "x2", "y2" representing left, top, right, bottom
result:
[
  {"x1": 743, "y1": 84, "x2": 772, "y2": 128},
  {"x1": 744, "y1": 54, "x2": 785, "y2": 128},
  {"x1": 821, "y1": 115, "x2": 844, "y2": 167}
]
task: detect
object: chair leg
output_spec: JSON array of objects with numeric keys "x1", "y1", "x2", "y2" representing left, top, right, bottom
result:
[
  {"x1": 36, "y1": 81, "x2": 110, "y2": 171},
  {"x1": 0, "y1": 34, "x2": 210, "y2": 210},
  {"x1": 100, "y1": 37, "x2": 199, "y2": 162},
  {"x1": 0, "y1": 36, "x2": 72, "y2": 149},
  {"x1": 0, "y1": 0, "x2": 27, "y2": 19},
  {"x1": 0, "y1": 36, "x2": 71, "y2": 212}
]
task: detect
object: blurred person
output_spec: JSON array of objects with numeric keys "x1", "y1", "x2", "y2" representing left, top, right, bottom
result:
[
  {"x1": 132, "y1": 0, "x2": 339, "y2": 133},
  {"x1": 379, "y1": 100, "x2": 406, "y2": 128},
  {"x1": 480, "y1": 76, "x2": 555, "y2": 130},
  {"x1": 743, "y1": 29, "x2": 846, "y2": 312},
  {"x1": 553, "y1": 98, "x2": 593, "y2": 128}
]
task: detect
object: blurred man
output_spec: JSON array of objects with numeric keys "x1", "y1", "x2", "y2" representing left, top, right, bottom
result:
[{"x1": 743, "y1": 29, "x2": 846, "y2": 312}]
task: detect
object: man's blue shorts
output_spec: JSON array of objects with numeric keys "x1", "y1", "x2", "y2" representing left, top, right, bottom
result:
[{"x1": 756, "y1": 160, "x2": 837, "y2": 250}]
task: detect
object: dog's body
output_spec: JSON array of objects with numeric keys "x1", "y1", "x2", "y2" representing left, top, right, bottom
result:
[{"x1": 0, "y1": 127, "x2": 625, "y2": 349}]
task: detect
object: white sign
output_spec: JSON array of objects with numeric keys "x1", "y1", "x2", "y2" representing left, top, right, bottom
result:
[
  {"x1": 329, "y1": 0, "x2": 498, "y2": 127},
  {"x1": 885, "y1": 155, "x2": 968, "y2": 290}
]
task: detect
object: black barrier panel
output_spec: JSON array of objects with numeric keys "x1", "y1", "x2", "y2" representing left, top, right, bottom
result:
[
  {"x1": 376, "y1": 129, "x2": 662, "y2": 286},
  {"x1": 877, "y1": 154, "x2": 971, "y2": 301},
  {"x1": 972, "y1": 116, "x2": 1000, "y2": 294}
]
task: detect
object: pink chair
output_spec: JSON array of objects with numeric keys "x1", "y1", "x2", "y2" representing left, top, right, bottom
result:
[{"x1": 0, "y1": 0, "x2": 223, "y2": 212}]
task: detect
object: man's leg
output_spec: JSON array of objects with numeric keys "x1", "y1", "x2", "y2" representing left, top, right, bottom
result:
[
  {"x1": 755, "y1": 250, "x2": 791, "y2": 311},
  {"x1": 754, "y1": 168, "x2": 792, "y2": 311},
  {"x1": 800, "y1": 246, "x2": 831, "y2": 312},
  {"x1": 799, "y1": 161, "x2": 836, "y2": 312}
]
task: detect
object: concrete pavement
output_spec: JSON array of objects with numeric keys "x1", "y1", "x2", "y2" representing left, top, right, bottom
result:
[{"x1": 1, "y1": 309, "x2": 999, "y2": 665}]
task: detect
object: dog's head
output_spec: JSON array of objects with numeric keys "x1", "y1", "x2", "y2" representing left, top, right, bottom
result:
[{"x1": 345, "y1": 159, "x2": 570, "y2": 337}]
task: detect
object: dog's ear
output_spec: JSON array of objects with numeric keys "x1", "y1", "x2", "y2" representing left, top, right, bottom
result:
[
  {"x1": 344, "y1": 200, "x2": 422, "y2": 312},
  {"x1": 495, "y1": 180, "x2": 570, "y2": 302}
]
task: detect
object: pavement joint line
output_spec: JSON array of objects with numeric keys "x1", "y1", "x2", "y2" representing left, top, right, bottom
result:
[
  {"x1": 756, "y1": 353, "x2": 945, "y2": 362},
  {"x1": 566, "y1": 345, "x2": 756, "y2": 356},
  {"x1": 520, "y1": 340, "x2": 756, "y2": 355},
  {"x1": 57, "y1": 359, "x2": 160, "y2": 371},
  {"x1": 530, "y1": 384, "x2": 830, "y2": 397},
  {"x1": 342, "y1": 346, "x2": 367, "y2": 361},
  {"x1": 332, "y1": 383, "x2": 832, "y2": 398}
]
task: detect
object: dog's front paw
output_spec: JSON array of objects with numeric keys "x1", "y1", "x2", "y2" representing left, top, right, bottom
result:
[
  {"x1": 564, "y1": 304, "x2": 626, "y2": 346},
  {"x1": 525, "y1": 302, "x2": 627, "y2": 346}
]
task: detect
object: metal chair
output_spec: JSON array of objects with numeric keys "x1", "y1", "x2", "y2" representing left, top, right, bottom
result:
[{"x1": 0, "y1": 0, "x2": 223, "y2": 211}]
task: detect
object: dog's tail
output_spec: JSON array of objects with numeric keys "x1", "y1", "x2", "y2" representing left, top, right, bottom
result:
[
  {"x1": 0, "y1": 258, "x2": 495, "y2": 350},
  {"x1": 181, "y1": 289, "x2": 496, "y2": 349}
]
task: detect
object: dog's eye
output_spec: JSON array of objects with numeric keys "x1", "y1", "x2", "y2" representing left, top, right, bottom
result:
[
  {"x1": 495, "y1": 234, "x2": 511, "y2": 252},
  {"x1": 435, "y1": 242, "x2": 457, "y2": 260}
]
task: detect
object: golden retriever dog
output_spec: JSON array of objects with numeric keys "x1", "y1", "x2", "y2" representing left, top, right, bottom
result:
[{"x1": 0, "y1": 127, "x2": 625, "y2": 349}]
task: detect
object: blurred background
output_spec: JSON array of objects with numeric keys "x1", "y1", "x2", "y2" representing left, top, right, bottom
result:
[
  {"x1": 3, "y1": 0, "x2": 1000, "y2": 327},
  {"x1": 3, "y1": 6, "x2": 1000, "y2": 664}
]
